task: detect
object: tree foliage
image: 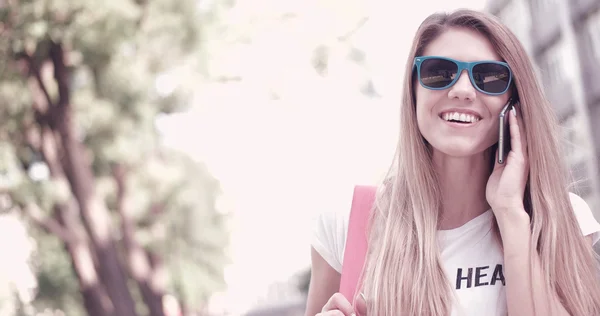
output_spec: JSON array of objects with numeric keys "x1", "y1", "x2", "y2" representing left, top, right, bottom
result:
[{"x1": 0, "y1": 0, "x2": 231, "y2": 315}]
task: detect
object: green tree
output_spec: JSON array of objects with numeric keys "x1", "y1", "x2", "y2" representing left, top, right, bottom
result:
[{"x1": 0, "y1": 0, "x2": 230, "y2": 315}]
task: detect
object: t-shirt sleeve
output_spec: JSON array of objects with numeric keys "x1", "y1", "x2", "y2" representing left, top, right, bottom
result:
[
  {"x1": 569, "y1": 192, "x2": 600, "y2": 246},
  {"x1": 311, "y1": 186, "x2": 354, "y2": 273}
]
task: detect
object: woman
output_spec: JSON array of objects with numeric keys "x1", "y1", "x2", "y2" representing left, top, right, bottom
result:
[{"x1": 305, "y1": 9, "x2": 600, "y2": 316}]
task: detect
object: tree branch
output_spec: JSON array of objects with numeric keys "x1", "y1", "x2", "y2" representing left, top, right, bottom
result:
[
  {"x1": 112, "y1": 163, "x2": 151, "y2": 278},
  {"x1": 22, "y1": 202, "x2": 75, "y2": 243},
  {"x1": 49, "y1": 41, "x2": 70, "y2": 110},
  {"x1": 112, "y1": 164, "x2": 166, "y2": 316},
  {"x1": 137, "y1": 201, "x2": 168, "y2": 228},
  {"x1": 16, "y1": 52, "x2": 55, "y2": 115},
  {"x1": 336, "y1": 16, "x2": 369, "y2": 42},
  {"x1": 135, "y1": 0, "x2": 150, "y2": 29}
]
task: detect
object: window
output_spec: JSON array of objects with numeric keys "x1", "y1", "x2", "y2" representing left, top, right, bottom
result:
[
  {"x1": 537, "y1": 40, "x2": 579, "y2": 118},
  {"x1": 532, "y1": 0, "x2": 557, "y2": 12},
  {"x1": 561, "y1": 115, "x2": 588, "y2": 165},
  {"x1": 539, "y1": 45, "x2": 561, "y2": 91},
  {"x1": 498, "y1": 0, "x2": 531, "y2": 46},
  {"x1": 530, "y1": 0, "x2": 559, "y2": 29},
  {"x1": 558, "y1": 41, "x2": 577, "y2": 82},
  {"x1": 587, "y1": 10, "x2": 600, "y2": 61},
  {"x1": 539, "y1": 40, "x2": 575, "y2": 91}
]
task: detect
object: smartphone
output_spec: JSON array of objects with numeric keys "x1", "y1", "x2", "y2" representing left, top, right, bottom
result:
[{"x1": 497, "y1": 98, "x2": 515, "y2": 164}]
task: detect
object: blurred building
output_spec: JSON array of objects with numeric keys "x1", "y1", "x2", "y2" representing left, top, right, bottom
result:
[
  {"x1": 486, "y1": 0, "x2": 600, "y2": 223},
  {"x1": 241, "y1": 278, "x2": 307, "y2": 316},
  {"x1": 243, "y1": 300, "x2": 305, "y2": 316}
]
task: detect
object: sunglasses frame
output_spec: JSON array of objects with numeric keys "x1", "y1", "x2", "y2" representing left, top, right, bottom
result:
[{"x1": 413, "y1": 56, "x2": 513, "y2": 96}]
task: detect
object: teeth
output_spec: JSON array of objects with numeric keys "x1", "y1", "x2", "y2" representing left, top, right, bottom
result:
[{"x1": 442, "y1": 112, "x2": 480, "y2": 123}]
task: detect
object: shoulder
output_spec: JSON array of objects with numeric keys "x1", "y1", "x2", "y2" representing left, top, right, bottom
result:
[
  {"x1": 569, "y1": 192, "x2": 600, "y2": 245},
  {"x1": 310, "y1": 185, "x2": 355, "y2": 273}
]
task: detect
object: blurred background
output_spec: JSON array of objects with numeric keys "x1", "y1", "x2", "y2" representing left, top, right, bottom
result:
[{"x1": 0, "y1": 0, "x2": 599, "y2": 315}]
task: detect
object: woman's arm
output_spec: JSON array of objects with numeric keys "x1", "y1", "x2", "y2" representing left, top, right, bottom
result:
[
  {"x1": 496, "y1": 210, "x2": 570, "y2": 316},
  {"x1": 304, "y1": 247, "x2": 342, "y2": 316}
]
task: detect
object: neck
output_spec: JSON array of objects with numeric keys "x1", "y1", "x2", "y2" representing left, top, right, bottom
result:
[{"x1": 433, "y1": 148, "x2": 493, "y2": 230}]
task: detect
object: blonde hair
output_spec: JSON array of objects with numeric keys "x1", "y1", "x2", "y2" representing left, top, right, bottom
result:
[{"x1": 357, "y1": 9, "x2": 600, "y2": 316}]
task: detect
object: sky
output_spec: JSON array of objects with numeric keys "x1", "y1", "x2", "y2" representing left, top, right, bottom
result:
[{"x1": 156, "y1": 0, "x2": 488, "y2": 314}]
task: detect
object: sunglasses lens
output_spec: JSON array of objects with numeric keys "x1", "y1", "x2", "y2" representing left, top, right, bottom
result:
[
  {"x1": 419, "y1": 58, "x2": 458, "y2": 89},
  {"x1": 472, "y1": 63, "x2": 511, "y2": 94}
]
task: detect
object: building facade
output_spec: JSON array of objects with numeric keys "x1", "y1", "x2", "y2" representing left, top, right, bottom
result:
[{"x1": 486, "y1": 0, "x2": 600, "y2": 224}]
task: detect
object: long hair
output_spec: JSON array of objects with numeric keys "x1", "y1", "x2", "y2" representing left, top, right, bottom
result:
[{"x1": 357, "y1": 9, "x2": 600, "y2": 316}]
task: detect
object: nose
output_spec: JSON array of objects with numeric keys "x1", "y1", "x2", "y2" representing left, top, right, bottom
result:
[{"x1": 447, "y1": 69, "x2": 476, "y2": 101}]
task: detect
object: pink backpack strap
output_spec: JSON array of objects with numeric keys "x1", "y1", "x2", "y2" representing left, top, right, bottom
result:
[{"x1": 339, "y1": 185, "x2": 377, "y2": 302}]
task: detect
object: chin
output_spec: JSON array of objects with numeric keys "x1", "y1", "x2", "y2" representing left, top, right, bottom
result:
[{"x1": 430, "y1": 142, "x2": 485, "y2": 158}]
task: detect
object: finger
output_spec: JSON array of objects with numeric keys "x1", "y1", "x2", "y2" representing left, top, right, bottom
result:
[
  {"x1": 515, "y1": 107, "x2": 530, "y2": 178},
  {"x1": 514, "y1": 106, "x2": 528, "y2": 155},
  {"x1": 508, "y1": 106, "x2": 524, "y2": 161},
  {"x1": 322, "y1": 293, "x2": 355, "y2": 315}
]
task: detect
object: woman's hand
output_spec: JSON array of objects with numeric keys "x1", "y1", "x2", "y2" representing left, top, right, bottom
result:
[
  {"x1": 486, "y1": 106, "x2": 529, "y2": 218},
  {"x1": 316, "y1": 292, "x2": 367, "y2": 316}
]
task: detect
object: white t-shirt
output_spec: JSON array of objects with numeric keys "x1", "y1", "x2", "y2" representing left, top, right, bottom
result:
[{"x1": 311, "y1": 189, "x2": 600, "y2": 316}]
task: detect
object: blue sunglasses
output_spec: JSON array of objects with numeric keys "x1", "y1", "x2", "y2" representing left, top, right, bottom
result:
[{"x1": 413, "y1": 56, "x2": 513, "y2": 95}]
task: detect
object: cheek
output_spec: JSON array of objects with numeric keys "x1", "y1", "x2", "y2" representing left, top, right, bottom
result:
[
  {"x1": 415, "y1": 100, "x2": 435, "y2": 139},
  {"x1": 415, "y1": 88, "x2": 438, "y2": 121},
  {"x1": 485, "y1": 94, "x2": 512, "y2": 116},
  {"x1": 416, "y1": 108, "x2": 426, "y2": 135},
  {"x1": 414, "y1": 84, "x2": 426, "y2": 103},
  {"x1": 483, "y1": 101, "x2": 508, "y2": 145}
]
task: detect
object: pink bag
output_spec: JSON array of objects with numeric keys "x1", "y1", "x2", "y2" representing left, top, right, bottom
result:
[{"x1": 339, "y1": 185, "x2": 377, "y2": 302}]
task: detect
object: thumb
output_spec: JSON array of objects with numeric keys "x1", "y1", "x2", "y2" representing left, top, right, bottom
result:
[{"x1": 355, "y1": 292, "x2": 367, "y2": 316}]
